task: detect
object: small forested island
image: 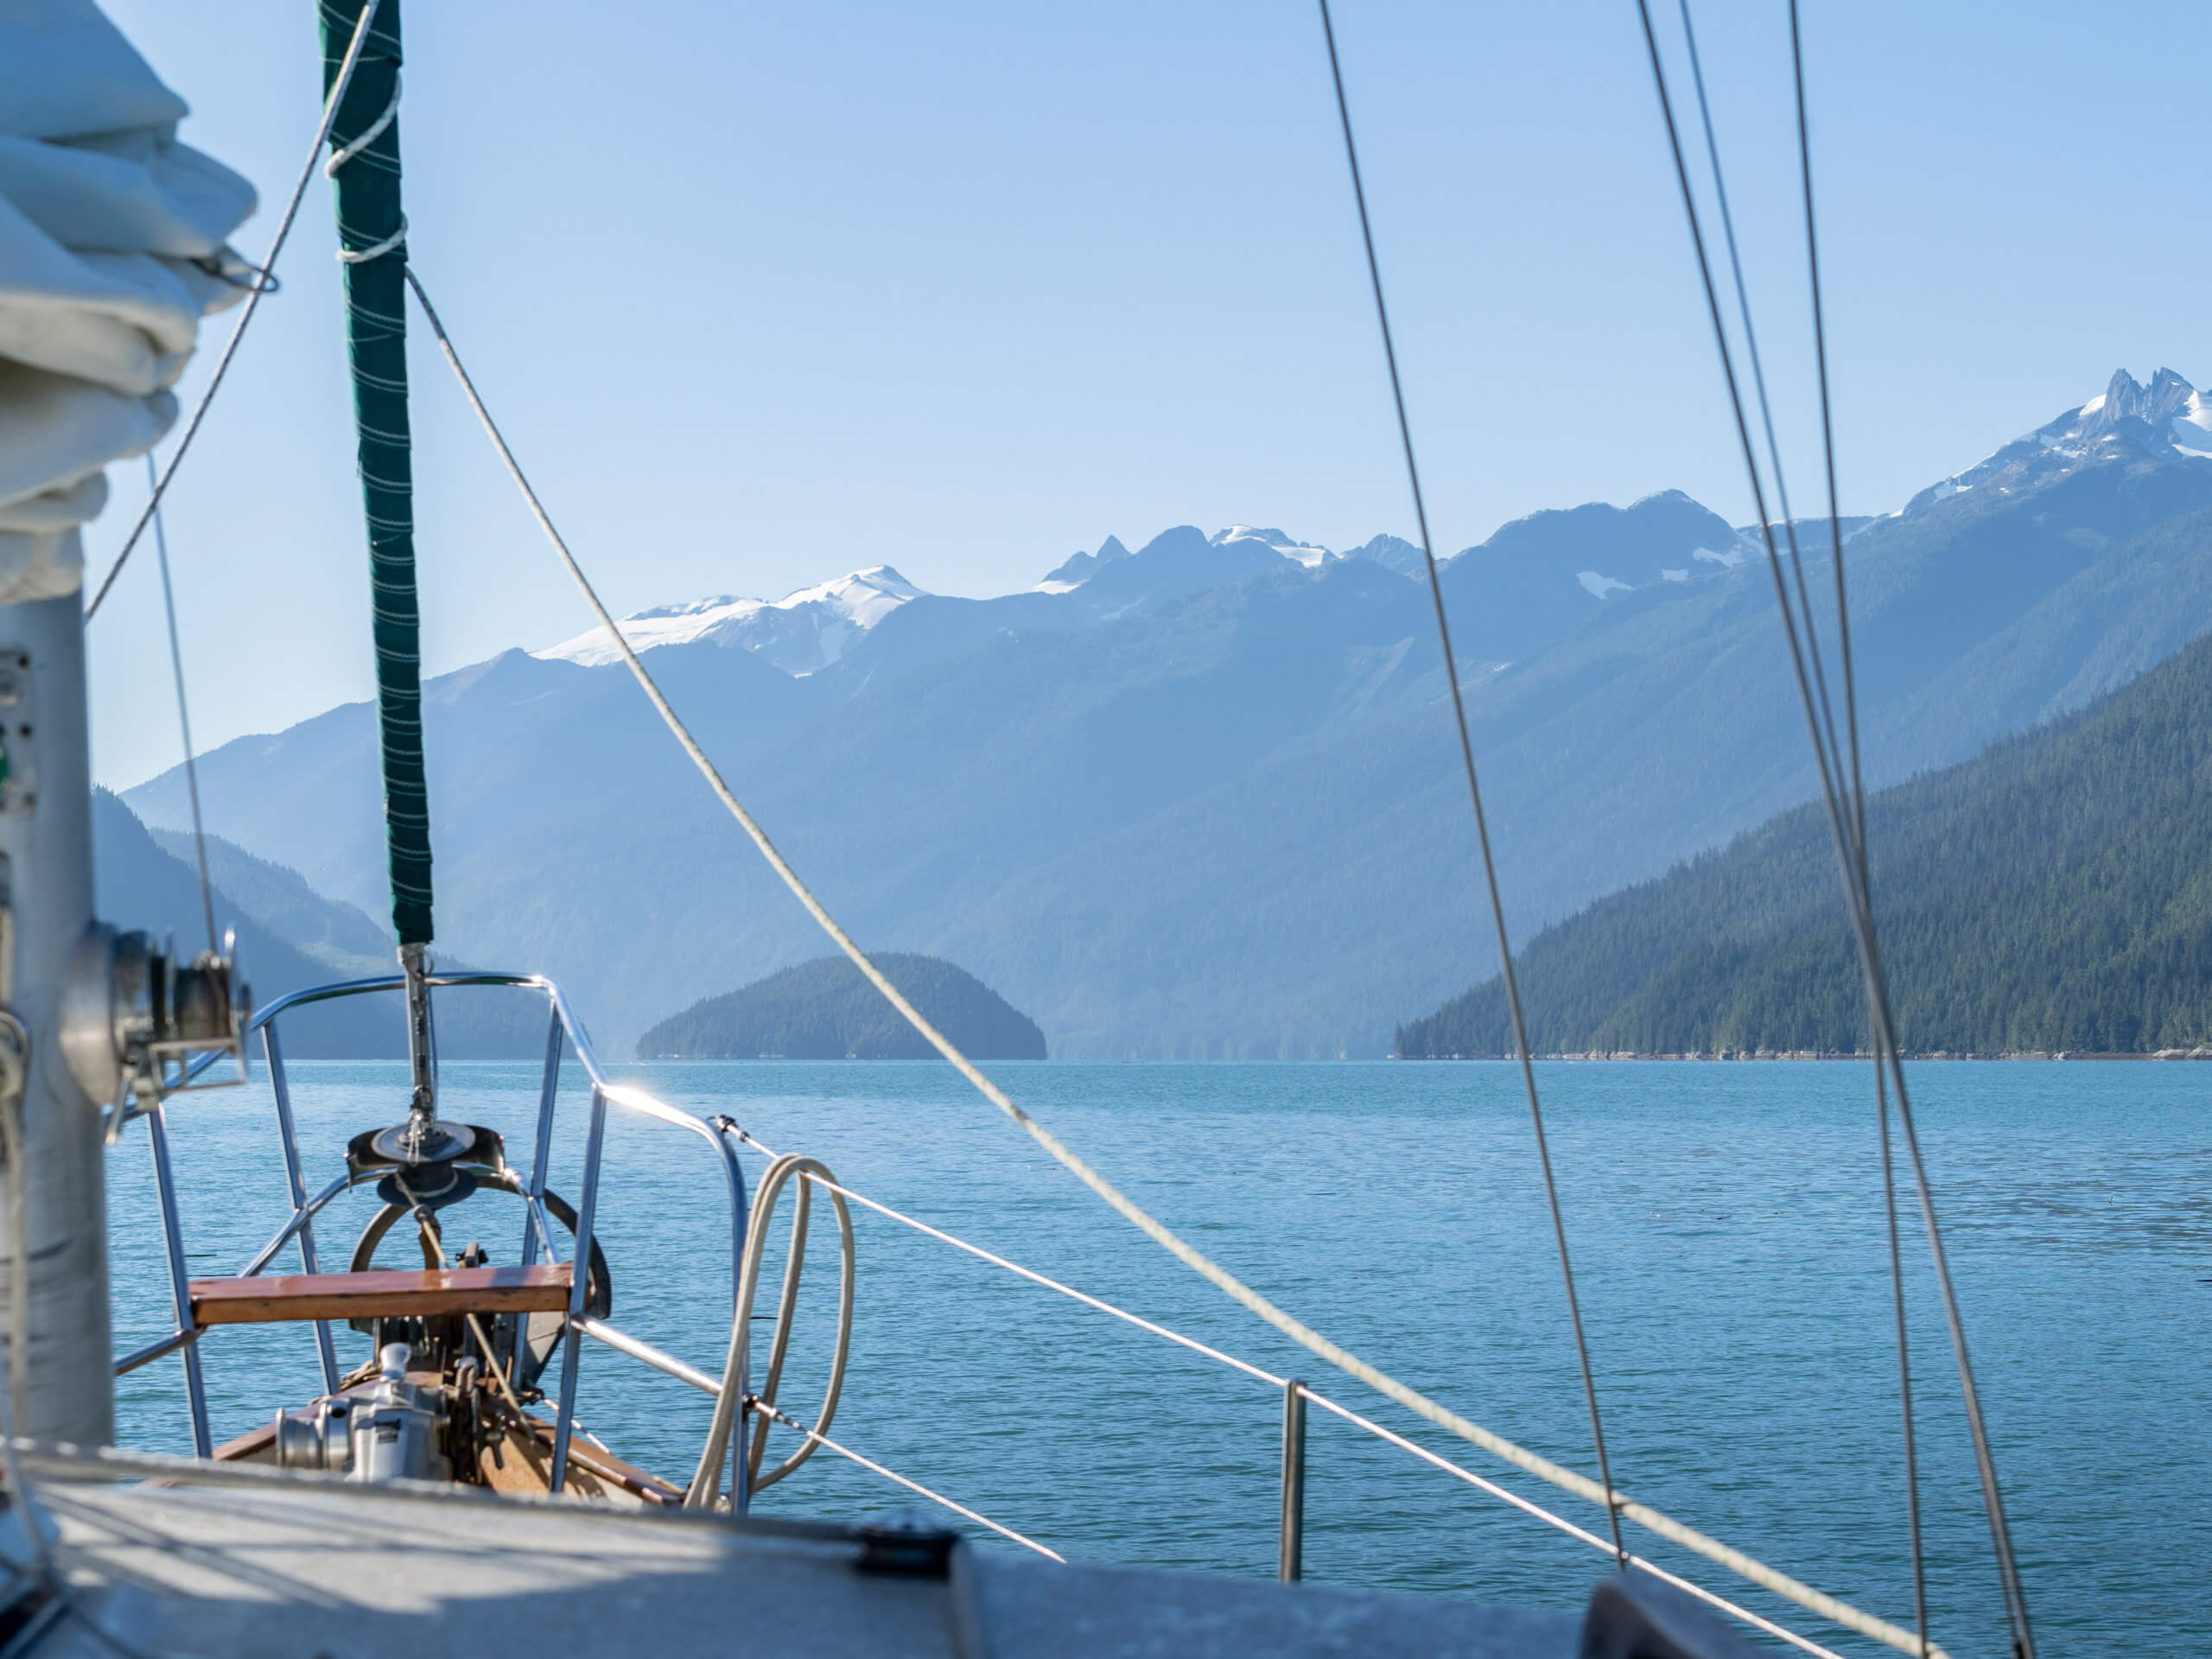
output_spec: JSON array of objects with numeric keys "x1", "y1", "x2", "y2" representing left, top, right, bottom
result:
[
  {"x1": 1397, "y1": 627, "x2": 2212, "y2": 1059},
  {"x1": 637, "y1": 953, "x2": 1046, "y2": 1059}
]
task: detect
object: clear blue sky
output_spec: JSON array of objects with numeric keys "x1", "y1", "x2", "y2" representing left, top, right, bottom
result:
[{"x1": 86, "y1": 0, "x2": 2212, "y2": 787}]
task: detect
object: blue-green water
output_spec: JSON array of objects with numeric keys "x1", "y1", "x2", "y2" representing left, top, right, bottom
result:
[{"x1": 109, "y1": 1060, "x2": 2208, "y2": 1657}]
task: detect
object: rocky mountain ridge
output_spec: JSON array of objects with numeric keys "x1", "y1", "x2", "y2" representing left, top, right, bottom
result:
[{"x1": 127, "y1": 369, "x2": 2212, "y2": 1057}]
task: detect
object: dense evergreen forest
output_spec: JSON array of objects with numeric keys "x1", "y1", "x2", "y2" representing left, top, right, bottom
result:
[
  {"x1": 1397, "y1": 629, "x2": 2212, "y2": 1057},
  {"x1": 638, "y1": 953, "x2": 1046, "y2": 1059}
]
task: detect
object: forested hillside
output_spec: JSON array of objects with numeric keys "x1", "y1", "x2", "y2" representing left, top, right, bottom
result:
[
  {"x1": 638, "y1": 954, "x2": 1046, "y2": 1059},
  {"x1": 1398, "y1": 626, "x2": 2212, "y2": 1057}
]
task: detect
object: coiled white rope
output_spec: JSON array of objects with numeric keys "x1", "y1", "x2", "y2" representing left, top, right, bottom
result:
[
  {"x1": 686, "y1": 1154, "x2": 853, "y2": 1506},
  {"x1": 409, "y1": 269, "x2": 1942, "y2": 1659}
]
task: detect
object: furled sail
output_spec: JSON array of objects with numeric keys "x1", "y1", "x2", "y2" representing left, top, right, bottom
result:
[
  {"x1": 320, "y1": 0, "x2": 433, "y2": 952},
  {"x1": 0, "y1": 0, "x2": 256, "y2": 602}
]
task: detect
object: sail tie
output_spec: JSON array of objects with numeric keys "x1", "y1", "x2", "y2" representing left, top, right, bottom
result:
[{"x1": 327, "y1": 68, "x2": 408, "y2": 266}]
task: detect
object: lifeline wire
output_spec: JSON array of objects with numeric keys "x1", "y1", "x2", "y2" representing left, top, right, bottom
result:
[
  {"x1": 146, "y1": 453, "x2": 219, "y2": 955},
  {"x1": 1634, "y1": 5, "x2": 2033, "y2": 1654},
  {"x1": 1672, "y1": 6, "x2": 1925, "y2": 1642},
  {"x1": 753, "y1": 1403, "x2": 1064, "y2": 1562},
  {"x1": 728, "y1": 1131, "x2": 1881, "y2": 1659},
  {"x1": 1312, "y1": 0, "x2": 1625, "y2": 1569},
  {"x1": 407, "y1": 264, "x2": 1943, "y2": 1658},
  {"x1": 83, "y1": 0, "x2": 384, "y2": 622}
]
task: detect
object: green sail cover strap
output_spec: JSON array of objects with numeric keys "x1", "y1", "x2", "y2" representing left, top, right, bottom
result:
[{"x1": 320, "y1": 0, "x2": 432, "y2": 946}]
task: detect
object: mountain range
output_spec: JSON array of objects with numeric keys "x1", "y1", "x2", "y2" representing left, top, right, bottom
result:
[{"x1": 124, "y1": 368, "x2": 2212, "y2": 1058}]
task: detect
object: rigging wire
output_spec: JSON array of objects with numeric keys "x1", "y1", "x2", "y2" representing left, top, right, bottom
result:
[
  {"x1": 1674, "y1": 4, "x2": 1850, "y2": 807},
  {"x1": 1783, "y1": 8, "x2": 2033, "y2": 1652},
  {"x1": 1312, "y1": 0, "x2": 1625, "y2": 1569},
  {"x1": 146, "y1": 454, "x2": 219, "y2": 955},
  {"x1": 82, "y1": 0, "x2": 385, "y2": 623},
  {"x1": 1632, "y1": 5, "x2": 2035, "y2": 1653},
  {"x1": 1700, "y1": 0, "x2": 1933, "y2": 1640},
  {"x1": 402, "y1": 263, "x2": 1940, "y2": 1659},
  {"x1": 1671, "y1": 6, "x2": 1927, "y2": 1642}
]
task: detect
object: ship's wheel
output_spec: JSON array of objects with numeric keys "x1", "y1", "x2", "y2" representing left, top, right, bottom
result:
[{"x1": 347, "y1": 1172, "x2": 612, "y2": 1394}]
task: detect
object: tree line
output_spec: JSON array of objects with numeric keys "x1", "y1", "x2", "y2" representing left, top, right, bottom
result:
[{"x1": 1398, "y1": 629, "x2": 2212, "y2": 1057}]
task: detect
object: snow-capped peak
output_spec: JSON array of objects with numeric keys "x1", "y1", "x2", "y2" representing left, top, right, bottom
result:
[
  {"x1": 2043, "y1": 366, "x2": 2205, "y2": 454},
  {"x1": 537, "y1": 565, "x2": 927, "y2": 675},
  {"x1": 1905, "y1": 367, "x2": 2212, "y2": 514}
]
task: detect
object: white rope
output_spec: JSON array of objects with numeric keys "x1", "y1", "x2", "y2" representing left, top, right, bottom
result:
[
  {"x1": 755, "y1": 1404, "x2": 1064, "y2": 1563},
  {"x1": 82, "y1": 0, "x2": 385, "y2": 620},
  {"x1": 685, "y1": 1154, "x2": 855, "y2": 1505},
  {"x1": 734, "y1": 1136, "x2": 1886, "y2": 1659},
  {"x1": 325, "y1": 61, "x2": 404, "y2": 265},
  {"x1": 410, "y1": 270, "x2": 1939, "y2": 1659}
]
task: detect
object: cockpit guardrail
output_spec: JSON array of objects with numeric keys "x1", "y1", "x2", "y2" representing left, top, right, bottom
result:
[{"x1": 126, "y1": 971, "x2": 754, "y2": 1505}]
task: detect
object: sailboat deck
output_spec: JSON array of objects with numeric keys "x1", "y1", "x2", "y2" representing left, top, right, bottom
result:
[{"x1": 29, "y1": 1473, "x2": 1583, "y2": 1659}]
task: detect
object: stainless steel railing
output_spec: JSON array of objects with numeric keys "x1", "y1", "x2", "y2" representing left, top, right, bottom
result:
[{"x1": 127, "y1": 970, "x2": 753, "y2": 1504}]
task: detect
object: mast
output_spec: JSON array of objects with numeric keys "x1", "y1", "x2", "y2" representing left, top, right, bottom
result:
[
  {"x1": 0, "y1": 583, "x2": 113, "y2": 1447},
  {"x1": 0, "y1": 3, "x2": 251, "y2": 1449},
  {"x1": 319, "y1": 0, "x2": 439, "y2": 1122}
]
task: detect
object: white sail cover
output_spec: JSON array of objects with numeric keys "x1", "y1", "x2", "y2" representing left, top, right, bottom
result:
[{"x1": 0, "y1": 0, "x2": 254, "y2": 601}]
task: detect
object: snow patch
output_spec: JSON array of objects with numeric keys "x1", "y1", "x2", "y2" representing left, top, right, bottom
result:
[
  {"x1": 2174, "y1": 390, "x2": 2212, "y2": 459},
  {"x1": 1577, "y1": 571, "x2": 1630, "y2": 600},
  {"x1": 1691, "y1": 542, "x2": 1752, "y2": 569}
]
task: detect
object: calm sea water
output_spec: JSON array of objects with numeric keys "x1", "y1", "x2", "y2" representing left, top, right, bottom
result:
[{"x1": 107, "y1": 1058, "x2": 2207, "y2": 1657}]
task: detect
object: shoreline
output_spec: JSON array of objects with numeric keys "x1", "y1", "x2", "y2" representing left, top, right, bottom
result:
[{"x1": 1393, "y1": 1048, "x2": 2212, "y2": 1062}]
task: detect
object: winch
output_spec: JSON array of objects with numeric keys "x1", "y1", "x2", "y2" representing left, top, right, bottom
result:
[{"x1": 273, "y1": 1344, "x2": 451, "y2": 1484}]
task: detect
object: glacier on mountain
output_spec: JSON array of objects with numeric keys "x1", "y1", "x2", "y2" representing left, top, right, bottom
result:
[
  {"x1": 1211, "y1": 525, "x2": 1335, "y2": 568},
  {"x1": 536, "y1": 564, "x2": 926, "y2": 675}
]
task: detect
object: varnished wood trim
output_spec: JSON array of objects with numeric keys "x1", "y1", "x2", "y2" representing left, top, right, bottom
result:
[{"x1": 190, "y1": 1263, "x2": 575, "y2": 1326}]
